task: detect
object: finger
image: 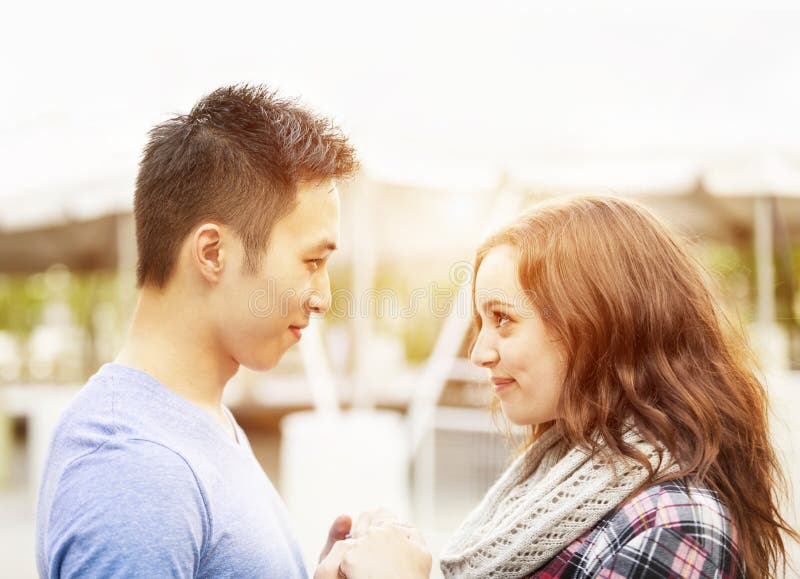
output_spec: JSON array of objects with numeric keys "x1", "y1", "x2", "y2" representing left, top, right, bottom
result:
[
  {"x1": 370, "y1": 521, "x2": 426, "y2": 546},
  {"x1": 351, "y1": 511, "x2": 373, "y2": 539},
  {"x1": 353, "y1": 508, "x2": 399, "y2": 538},
  {"x1": 391, "y1": 523, "x2": 426, "y2": 546},
  {"x1": 315, "y1": 538, "x2": 357, "y2": 578},
  {"x1": 329, "y1": 514, "x2": 353, "y2": 540},
  {"x1": 318, "y1": 514, "x2": 353, "y2": 563}
]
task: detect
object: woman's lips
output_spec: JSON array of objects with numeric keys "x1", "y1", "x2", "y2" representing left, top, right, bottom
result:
[
  {"x1": 491, "y1": 377, "x2": 516, "y2": 393},
  {"x1": 289, "y1": 326, "x2": 303, "y2": 340}
]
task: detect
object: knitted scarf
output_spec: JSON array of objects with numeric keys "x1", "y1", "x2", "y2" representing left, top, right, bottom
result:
[{"x1": 439, "y1": 426, "x2": 678, "y2": 578}]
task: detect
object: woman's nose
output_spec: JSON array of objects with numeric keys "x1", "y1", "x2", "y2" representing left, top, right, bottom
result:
[{"x1": 470, "y1": 332, "x2": 499, "y2": 368}]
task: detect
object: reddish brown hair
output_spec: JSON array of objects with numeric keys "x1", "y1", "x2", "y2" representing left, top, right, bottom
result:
[
  {"x1": 134, "y1": 84, "x2": 358, "y2": 288},
  {"x1": 472, "y1": 195, "x2": 797, "y2": 578}
]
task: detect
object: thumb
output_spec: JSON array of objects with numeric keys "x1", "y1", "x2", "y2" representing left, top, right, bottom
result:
[{"x1": 319, "y1": 514, "x2": 352, "y2": 562}]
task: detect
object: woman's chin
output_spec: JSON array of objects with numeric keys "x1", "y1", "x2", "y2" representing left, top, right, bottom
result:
[
  {"x1": 499, "y1": 405, "x2": 551, "y2": 428},
  {"x1": 499, "y1": 406, "x2": 528, "y2": 427}
]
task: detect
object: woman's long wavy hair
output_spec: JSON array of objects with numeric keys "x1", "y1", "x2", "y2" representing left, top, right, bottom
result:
[{"x1": 471, "y1": 195, "x2": 797, "y2": 578}]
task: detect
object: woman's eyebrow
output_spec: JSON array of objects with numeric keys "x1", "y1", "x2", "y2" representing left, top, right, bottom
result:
[{"x1": 479, "y1": 298, "x2": 515, "y2": 313}]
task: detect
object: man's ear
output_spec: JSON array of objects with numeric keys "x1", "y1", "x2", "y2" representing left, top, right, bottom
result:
[{"x1": 192, "y1": 223, "x2": 225, "y2": 283}]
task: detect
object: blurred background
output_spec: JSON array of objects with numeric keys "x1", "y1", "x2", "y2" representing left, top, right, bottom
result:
[{"x1": 3, "y1": 1, "x2": 800, "y2": 577}]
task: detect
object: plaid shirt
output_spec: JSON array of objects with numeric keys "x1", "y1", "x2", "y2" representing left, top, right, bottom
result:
[{"x1": 531, "y1": 479, "x2": 743, "y2": 578}]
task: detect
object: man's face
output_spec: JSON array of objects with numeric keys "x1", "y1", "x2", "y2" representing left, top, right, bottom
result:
[{"x1": 212, "y1": 179, "x2": 340, "y2": 371}]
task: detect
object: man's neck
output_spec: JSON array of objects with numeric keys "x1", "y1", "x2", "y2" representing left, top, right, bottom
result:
[{"x1": 115, "y1": 288, "x2": 240, "y2": 420}]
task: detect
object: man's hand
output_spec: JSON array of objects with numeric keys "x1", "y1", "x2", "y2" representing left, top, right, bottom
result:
[
  {"x1": 314, "y1": 537, "x2": 356, "y2": 579},
  {"x1": 319, "y1": 514, "x2": 353, "y2": 563}
]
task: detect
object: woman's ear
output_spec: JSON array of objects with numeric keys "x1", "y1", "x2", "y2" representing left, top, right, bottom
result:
[{"x1": 192, "y1": 223, "x2": 225, "y2": 283}]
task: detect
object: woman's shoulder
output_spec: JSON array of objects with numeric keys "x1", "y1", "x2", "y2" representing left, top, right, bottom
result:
[
  {"x1": 593, "y1": 479, "x2": 741, "y2": 574},
  {"x1": 534, "y1": 478, "x2": 743, "y2": 578},
  {"x1": 612, "y1": 478, "x2": 736, "y2": 537}
]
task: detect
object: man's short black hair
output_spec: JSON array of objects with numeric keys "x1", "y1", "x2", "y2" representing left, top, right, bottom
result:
[{"x1": 134, "y1": 84, "x2": 358, "y2": 288}]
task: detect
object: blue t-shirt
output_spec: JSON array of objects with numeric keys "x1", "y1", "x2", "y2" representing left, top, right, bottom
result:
[{"x1": 36, "y1": 363, "x2": 308, "y2": 578}]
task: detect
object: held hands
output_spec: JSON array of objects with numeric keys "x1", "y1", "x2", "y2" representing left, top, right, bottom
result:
[
  {"x1": 315, "y1": 509, "x2": 432, "y2": 579},
  {"x1": 342, "y1": 516, "x2": 432, "y2": 579}
]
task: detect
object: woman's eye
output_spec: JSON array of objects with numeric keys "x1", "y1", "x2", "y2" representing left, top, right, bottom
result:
[
  {"x1": 307, "y1": 259, "x2": 323, "y2": 271},
  {"x1": 494, "y1": 312, "x2": 511, "y2": 328}
]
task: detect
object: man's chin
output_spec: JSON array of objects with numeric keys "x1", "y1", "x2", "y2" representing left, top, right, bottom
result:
[
  {"x1": 239, "y1": 345, "x2": 292, "y2": 373},
  {"x1": 244, "y1": 359, "x2": 279, "y2": 373}
]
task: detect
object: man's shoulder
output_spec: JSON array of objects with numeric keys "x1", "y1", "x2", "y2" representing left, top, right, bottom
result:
[
  {"x1": 43, "y1": 371, "x2": 117, "y2": 474},
  {"x1": 41, "y1": 363, "x2": 239, "y2": 534},
  {"x1": 49, "y1": 364, "x2": 196, "y2": 469},
  {"x1": 39, "y1": 437, "x2": 210, "y2": 579},
  {"x1": 59, "y1": 435, "x2": 203, "y2": 494},
  {"x1": 44, "y1": 436, "x2": 210, "y2": 552},
  {"x1": 39, "y1": 367, "x2": 208, "y2": 534}
]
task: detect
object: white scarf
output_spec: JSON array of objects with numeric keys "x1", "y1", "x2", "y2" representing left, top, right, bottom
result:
[{"x1": 439, "y1": 426, "x2": 678, "y2": 579}]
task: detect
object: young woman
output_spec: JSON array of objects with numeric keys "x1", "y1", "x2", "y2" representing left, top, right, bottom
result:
[{"x1": 327, "y1": 195, "x2": 797, "y2": 578}]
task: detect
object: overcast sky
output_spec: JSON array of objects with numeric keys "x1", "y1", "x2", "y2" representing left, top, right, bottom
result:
[{"x1": 2, "y1": 1, "x2": 800, "y2": 221}]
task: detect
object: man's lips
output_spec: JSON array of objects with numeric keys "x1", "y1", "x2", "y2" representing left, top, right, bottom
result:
[
  {"x1": 289, "y1": 324, "x2": 308, "y2": 340},
  {"x1": 491, "y1": 376, "x2": 516, "y2": 393}
]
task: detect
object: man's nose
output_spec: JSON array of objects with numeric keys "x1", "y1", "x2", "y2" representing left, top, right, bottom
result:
[{"x1": 307, "y1": 272, "x2": 331, "y2": 315}]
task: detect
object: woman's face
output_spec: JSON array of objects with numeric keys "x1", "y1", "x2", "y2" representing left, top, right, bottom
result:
[{"x1": 470, "y1": 245, "x2": 568, "y2": 426}]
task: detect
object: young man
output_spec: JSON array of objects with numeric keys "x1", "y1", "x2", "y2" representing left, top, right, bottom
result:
[{"x1": 36, "y1": 85, "x2": 358, "y2": 578}]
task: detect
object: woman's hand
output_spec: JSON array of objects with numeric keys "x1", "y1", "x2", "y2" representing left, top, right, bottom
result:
[
  {"x1": 351, "y1": 508, "x2": 425, "y2": 544},
  {"x1": 351, "y1": 508, "x2": 401, "y2": 539},
  {"x1": 340, "y1": 524, "x2": 432, "y2": 579}
]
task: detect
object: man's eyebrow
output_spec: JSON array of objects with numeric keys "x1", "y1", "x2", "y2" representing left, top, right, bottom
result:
[{"x1": 308, "y1": 239, "x2": 338, "y2": 253}]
